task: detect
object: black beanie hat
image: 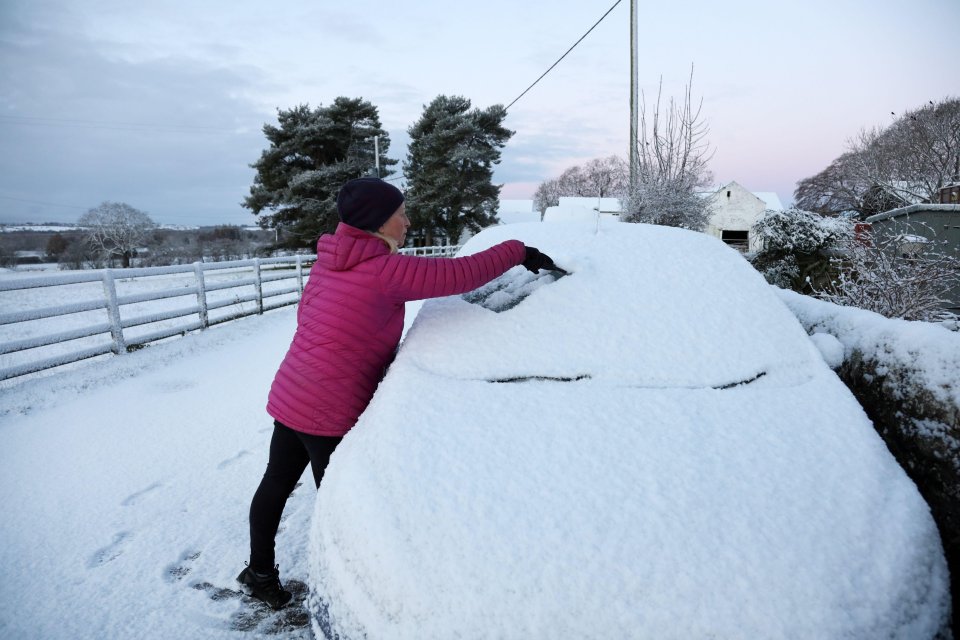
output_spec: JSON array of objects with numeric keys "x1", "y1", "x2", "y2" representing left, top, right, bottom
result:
[{"x1": 336, "y1": 178, "x2": 405, "y2": 231}]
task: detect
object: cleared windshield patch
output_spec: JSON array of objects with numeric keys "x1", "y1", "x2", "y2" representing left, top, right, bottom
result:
[{"x1": 463, "y1": 269, "x2": 568, "y2": 312}]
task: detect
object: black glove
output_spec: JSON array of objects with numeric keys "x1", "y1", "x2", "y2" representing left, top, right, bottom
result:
[{"x1": 522, "y1": 246, "x2": 559, "y2": 273}]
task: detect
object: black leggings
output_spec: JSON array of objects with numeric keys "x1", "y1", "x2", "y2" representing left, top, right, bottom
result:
[{"x1": 248, "y1": 420, "x2": 342, "y2": 572}]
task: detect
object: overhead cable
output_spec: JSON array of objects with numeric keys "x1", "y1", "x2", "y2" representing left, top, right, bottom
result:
[{"x1": 504, "y1": 0, "x2": 624, "y2": 112}]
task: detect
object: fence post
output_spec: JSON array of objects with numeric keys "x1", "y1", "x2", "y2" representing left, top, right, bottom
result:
[
  {"x1": 296, "y1": 255, "x2": 304, "y2": 297},
  {"x1": 253, "y1": 258, "x2": 263, "y2": 314},
  {"x1": 194, "y1": 262, "x2": 209, "y2": 328},
  {"x1": 101, "y1": 269, "x2": 127, "y2": 354}
]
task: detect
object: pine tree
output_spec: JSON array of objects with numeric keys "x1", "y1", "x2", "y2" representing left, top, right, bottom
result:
[
  {"x1": 404, "y1": 96, "x2": 512, "y2": 245},
  {"x1": 243, "y1": 98, "x2": 397, "y2": 247}
]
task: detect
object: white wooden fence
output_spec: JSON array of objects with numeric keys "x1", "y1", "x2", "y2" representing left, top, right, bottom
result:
[{"x1": 0, "y1": 244, "x2": 459, "y2": 382}]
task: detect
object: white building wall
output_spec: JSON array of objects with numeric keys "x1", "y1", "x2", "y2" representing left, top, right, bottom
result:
[{"x1": 704, "y1": 182, "x2": 777, "y2": 253}]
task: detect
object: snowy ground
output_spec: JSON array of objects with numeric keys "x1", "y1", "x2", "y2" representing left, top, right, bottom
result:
[{"x1": 0, "y1": 306, "x2": 327, "y2": 639}]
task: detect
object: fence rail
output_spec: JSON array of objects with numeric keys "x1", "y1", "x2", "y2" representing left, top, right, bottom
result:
[{"x1": 0, "y1": 244, "x2": 460, "y2": 382}]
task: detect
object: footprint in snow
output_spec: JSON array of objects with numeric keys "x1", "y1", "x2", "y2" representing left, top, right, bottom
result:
[
  {"x1": 87, "y1": 531, "x2": 132, "y2": 569},
  {"x1": 190, "y1": 575, "x2": 310, "y2": 634},
  {"x1": 153, "y1": 379, "x2": 198, "y2": 393},
  {"x1": 217, "y1": 450, "x2": 252, "y2": 470},
  {"x1": 121, "y1": 481, "x2": 163, "y2": 507},
  {"x1": 165, "y1": 550, "x2": 202, "y2": 583}
]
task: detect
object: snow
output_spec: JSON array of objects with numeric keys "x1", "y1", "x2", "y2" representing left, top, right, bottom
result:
[
  {"x1": 777, "y1": 287, "x2": 960, "y2": 409},
  {"x1": 0, "y1": 308, "x2": 320, "y2": 638},
  {"x1": 809, "y1": 331, "x2": 845, "y2": 369},
  {"x1": 754, "y1": 191, "x2": 785, "y2": 211},
  {"x1": 309, "y1": 220, "x2": 950, "y2": 638},
  {"x1": 496, "y1": 199, "x2": 538, "y2": 227},
  {"x1": 0, "y1": 220, "x2": 951, "y2": 639},
  {"x1": 0, "y1": 225, "x2": 79, "y2": 233}
]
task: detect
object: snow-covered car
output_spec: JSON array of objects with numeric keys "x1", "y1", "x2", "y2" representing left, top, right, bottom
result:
[{"x1": 308, "y1": 220, "x2": 950, "y2": 639}]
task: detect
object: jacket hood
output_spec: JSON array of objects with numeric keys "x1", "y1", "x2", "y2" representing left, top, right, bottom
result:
[{"x1": 316, "y1": 223, "x2": 391, "y2": 272}]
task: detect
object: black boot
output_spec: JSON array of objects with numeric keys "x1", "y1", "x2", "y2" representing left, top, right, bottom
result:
[{"x1": 237, "y1": 564, "x2": 293, "y2": 610}]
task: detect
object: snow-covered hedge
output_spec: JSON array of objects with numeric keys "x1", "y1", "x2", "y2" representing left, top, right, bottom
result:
[
  {"x1": 750, "y1": 208, "x2": 851, "y2": 290},
  {"x1": 778, "y1": 287, "x2": 960, "y2": 625}
]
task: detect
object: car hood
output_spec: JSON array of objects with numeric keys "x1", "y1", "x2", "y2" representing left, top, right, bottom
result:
[{"x1": 311, "y1": 364, "x2": 949, "y2": 638}]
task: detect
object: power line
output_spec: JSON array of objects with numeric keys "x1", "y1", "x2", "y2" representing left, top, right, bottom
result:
[{"x1": 504, "y1": 0, "x2": 624, "y2": 112}]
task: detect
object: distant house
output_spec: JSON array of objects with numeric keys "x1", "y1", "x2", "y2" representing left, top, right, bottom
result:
[
  {"x1": 702, "y1": 181, "x2": 784, "y2": 253},
  {"x1": 865, "y1": 200, "x2": 960, "y2": 311},
  {"x1": 557, "y1": 197, "x2": 622, "y2": 215},
  {"x1": 543, "y1": 198, "x2": 622, "y2": 226}
]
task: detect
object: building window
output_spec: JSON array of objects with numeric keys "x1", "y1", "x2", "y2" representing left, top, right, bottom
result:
[{"x1": 721, "y1": 230, "x2": 749, "y2": 252}]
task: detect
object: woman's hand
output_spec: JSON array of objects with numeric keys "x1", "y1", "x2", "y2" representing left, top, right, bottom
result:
[{"x1": 522, "y1": 246, "x2": 562, "y2": 273}]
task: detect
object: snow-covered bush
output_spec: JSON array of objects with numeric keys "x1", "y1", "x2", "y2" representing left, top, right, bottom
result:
[
  {"x1": 750, "y1": 208, "x2": 852, "y2": 291},
  {"x1": 815, "y1": 234, "x2": 959, "y2": 322}
]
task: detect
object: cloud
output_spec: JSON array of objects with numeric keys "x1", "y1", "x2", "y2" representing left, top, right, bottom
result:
[{"x1": 0, "y1": 15, "x2": 275, "y2": 224}]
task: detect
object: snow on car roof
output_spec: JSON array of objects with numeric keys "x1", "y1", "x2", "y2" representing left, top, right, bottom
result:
[{"x1": 405, "y1": 219, "x2": 819, "y2": 389}]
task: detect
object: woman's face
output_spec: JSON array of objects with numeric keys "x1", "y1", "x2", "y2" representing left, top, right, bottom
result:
[{"x1": 378, "y1": 203, "x2": 410, "y2": 247}]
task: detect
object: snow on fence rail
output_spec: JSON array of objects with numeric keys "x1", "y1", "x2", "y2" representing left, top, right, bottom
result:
[{"x1": 0, "y1": 245, "x2": 459, "y2": 382}]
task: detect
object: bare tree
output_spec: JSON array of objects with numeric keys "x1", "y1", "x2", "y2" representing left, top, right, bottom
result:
[
  {"x1": 533, "y1": 156, "x2": 629, "y2": 215},
  {"x1": 795, "y1": 97, "x2": 960, "y2": 217},
  {"x1": 582, "y1": 156, "x2": 628, "y2": 198},
  {"x1": 556, "y1": 165, "x2": 590, "y2": 196},
  {"x1": 794, "y1": 152, "x2": 872, "y2": 215},
  {"x1": 623, "y1": 67, "x2": 714, "y2": 230},
  {"x1": 78, "y1": 202, "x2": 156, "y2": 268}
]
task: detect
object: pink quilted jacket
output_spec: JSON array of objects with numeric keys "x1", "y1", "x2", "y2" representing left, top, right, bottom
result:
[{"x1": 266, "y1": 223, "x2": 526, "y2": 436}]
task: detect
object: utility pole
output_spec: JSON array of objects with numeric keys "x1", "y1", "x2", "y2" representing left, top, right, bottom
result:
[
  {"x1": 374, "y1": 135, "x2": 381, "y2": 178},
  {"x1": 629, "y1": 0, "x2": 638, "y2": 192}
]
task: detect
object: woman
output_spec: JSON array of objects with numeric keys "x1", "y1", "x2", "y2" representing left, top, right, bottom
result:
[{"x1": 237, "y1": 177, "x2": 559, "y2": 609}]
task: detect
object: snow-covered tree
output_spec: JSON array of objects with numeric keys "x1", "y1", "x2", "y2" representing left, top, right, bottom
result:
[
  {"x1": 815, "y1": 235, "x2": 959, "y2": 322},
  {"x1": 533, "y1": 156, "x2": 628, "y2": 214},
  {"x1": 533, "y1": 179, "x2": 562, "y2": 215},
  {"x1": 404, "y1": 95, "x2": 512, "y2": 244},
  {"x1": 78, "y1": 202, "x2": 156, "y2": 268},
  {"x1": 243, "y1": 98, "x2": 397, "y2": 247},
  {"x1": 749, "y1": 208, "x2": 852, "y2": 291},
  {"x1": 622, "y1": 69, "x2": 714, "y2": 231}
]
